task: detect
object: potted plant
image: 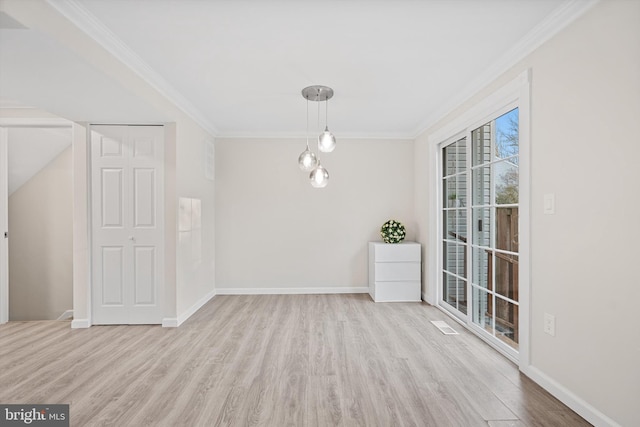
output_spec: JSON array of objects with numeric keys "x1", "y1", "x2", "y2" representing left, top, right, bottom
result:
[{"x1": 380, "y1": 220, "x2": 406, "y2": 244}]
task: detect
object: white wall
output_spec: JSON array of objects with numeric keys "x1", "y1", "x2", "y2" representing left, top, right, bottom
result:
[
  {"x1": 7, "y1": 127, "x2": 71, "y2": 195},
  {"x1": 71, "y1": 122, "x2": 90, "y2": 327},
  {"x1": 414, "y1": 1, "x2": 640, "y2": 425},
  {"x1": 215, "y1": 138, "x2": 415, "y2": 291},
  {"x1": 175, "y1": 122, "x2": 216, "y2": 318},
  {"x1": 9, "y1": 146, "x2": 72, "y2": 320},
  {"x1": 70, "y1": 119, "x2": 215, "y2": 327},
  {"x1": 0, "y1": 2, "x2": 217, "y2": 326}
]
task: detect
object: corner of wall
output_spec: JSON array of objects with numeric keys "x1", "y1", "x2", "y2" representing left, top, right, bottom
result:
[
  {"x1": 174, "y1": 289, "x2": 216, "y2": 327},
  {"x1": 71, "y1": 318, "x2": 91, "y2": 329},
  {"x1": 161, "y1": 318, "x2": 178, "y2": 328},
  {"x1": 72, "y1": 122, "x2": 90, "y2": 327},
  {"x1": 520, "y1": 365, "x2": 622, "y2": 427},
  {"x1": 164, "y1": 123, "x2": 178, "y2": 320}
]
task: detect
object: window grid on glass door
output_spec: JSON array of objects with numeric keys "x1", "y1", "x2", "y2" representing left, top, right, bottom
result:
[
  {"x1": 441, "y1": 137, "x2": 467, "y2": 315},
  {"x1": 469, "y1": 108, "x2": 520, "y2": 350},
  {"x1": 440, "y1": 108, "x2": 520, "y2": 350}
]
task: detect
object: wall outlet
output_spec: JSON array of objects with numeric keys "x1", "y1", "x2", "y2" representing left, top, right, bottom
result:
[{"x1": 544, "y1": 313, "x2": 556, "y2": 336}]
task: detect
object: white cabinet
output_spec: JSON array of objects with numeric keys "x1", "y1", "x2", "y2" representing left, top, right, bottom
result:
[{"x1": 368, "y1": 242, "x2": 421, "y2": 302}]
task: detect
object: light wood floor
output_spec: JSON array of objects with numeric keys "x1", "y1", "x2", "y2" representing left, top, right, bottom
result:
[{"x1": 0, "y1": 294, "x2": 590, "y2": 427}]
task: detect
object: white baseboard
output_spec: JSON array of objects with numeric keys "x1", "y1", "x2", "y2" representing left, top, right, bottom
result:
[
  {"x1": 520, "y1": 365, "x2": 620, "y2": 427},
  {"x1": 71, "y1": 318, "x2": 91, "y2": 328},
  {"x1": 57, "y1": 310, "x2": 74, "y2": 321},
  {"x1": 422, "y1": 290, "x2": 436, "y2": 305},
  {"x1": 162, "y1": 318, "x2": 178, "y2": 328},
  {"x1": 162, "y1": 289, "x2": 216, "y2": 328},
  {"x1": 215, "y1": 287, "x2": 369, "y2": 295}
]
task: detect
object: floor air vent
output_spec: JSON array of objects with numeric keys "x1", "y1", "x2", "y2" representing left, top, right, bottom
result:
[{"x1": 431, "y1": 320, "x2": 459, "y2": 335}]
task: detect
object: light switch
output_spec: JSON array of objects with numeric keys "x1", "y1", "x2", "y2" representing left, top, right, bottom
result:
[
  {"x1": 543, "y1": 193, "x2": 555, "y2": 215},
  {"x1": 544, "y1": 313, "x2": 556, "y2": 336}
]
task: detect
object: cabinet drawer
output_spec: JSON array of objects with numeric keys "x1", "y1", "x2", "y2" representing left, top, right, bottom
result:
[
  {"x1": 372, "y1": 243, "x2": 420, "y2": 262},
  {"x1": 371, "y1": 281, "x2": 421, "y2": 302},
  {"x1": 374, "y1": 262, "x2": 420, "y2": 281}
]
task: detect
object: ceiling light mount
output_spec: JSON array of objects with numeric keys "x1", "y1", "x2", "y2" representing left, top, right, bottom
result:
[{"x1": 301, "y1": 85, "x2": 334, "y2": 102}]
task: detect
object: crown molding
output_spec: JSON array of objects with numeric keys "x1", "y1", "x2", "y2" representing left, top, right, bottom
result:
[
  {"x1": 45, "y1": 0, "x2": 218, "y2": 136},
  {"x1": 44, "y1": 0, "x2": 598, "y2": 142},
  {"x1": 215, "y1": 130, "x2": 415, "y2": 141},
  {"x1": 411, "y1": 0, "x2": 600, "y2": 139}
]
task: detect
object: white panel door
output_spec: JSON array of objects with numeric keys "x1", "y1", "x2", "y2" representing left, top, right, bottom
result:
[{"x1": 91, "y1": 125, "x2": 164, "y2": 324}]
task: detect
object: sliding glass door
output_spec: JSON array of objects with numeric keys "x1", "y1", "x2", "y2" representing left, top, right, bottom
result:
[
  {"x1": 440, "y1": 108, "x2": 520, "y2": 356},
  {"x1": 442, "y1": 137, "x2": 468, "y2": 315}
]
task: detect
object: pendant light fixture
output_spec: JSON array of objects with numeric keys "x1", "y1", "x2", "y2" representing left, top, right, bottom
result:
[
  {"x1": 318, "y1": 97, "x2": 336, "y2": 153},
  {"x1": 299, "y1": 85, "x2": 336, "y2": 188},
  {"x1": 298, "y1": 97, "x2": 318, "y2": 172},
  {"x1": 298, "y1": 145, "x2": 318, "y2": 172},
  {"x1": 310, "y1": 162, "x2": 329, "y2": 188}
]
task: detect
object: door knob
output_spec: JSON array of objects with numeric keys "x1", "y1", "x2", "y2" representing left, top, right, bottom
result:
[{"x1": 128, "y1": 236, "x2": 135, "y2": 241}]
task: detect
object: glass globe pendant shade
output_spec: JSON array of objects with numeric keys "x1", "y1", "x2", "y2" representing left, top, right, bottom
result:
[
  {"x1": 318, "y1": 126, "x2": 336, "y2": 153},
  {"x1": 298, "y1": 147, "x2": 318, "y2": 171},
  {"x1": 309, "y1": 163, "x2": 329, "y2": 188}
]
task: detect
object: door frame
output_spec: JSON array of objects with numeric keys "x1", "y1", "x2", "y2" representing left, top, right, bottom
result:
[
  {"x1": 427, "y1": 70, "x2": 531, "y2": 367},
  {"x1": 0, "y1": 118, "x2": 73, "y2": 325},
  {"x1": 0, "y1": 128, "x2": 7, "y2": 324}
]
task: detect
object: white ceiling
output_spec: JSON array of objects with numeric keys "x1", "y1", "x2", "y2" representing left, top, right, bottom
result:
[
  {"x1": 0, "y1": 11, "x2": 171, "y2": 124},
  {"x1": 0, "y1": 0, "x2": 594, "y2": 138}
]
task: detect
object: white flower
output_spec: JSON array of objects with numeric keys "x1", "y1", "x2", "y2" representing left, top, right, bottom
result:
[{"x1": 381, "y1": 219, "x2": 406, "y2": 243}]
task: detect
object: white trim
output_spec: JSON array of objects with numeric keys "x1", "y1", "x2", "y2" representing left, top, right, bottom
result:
[
  {"x1": 412, "y1": 0, "x2": 598, "y2": 138},
  {"x1": 437, "y1": 303, "x2": 521, "y2": 364},
  {"x1": 46, "y1": 0, "x2": 596, "y2": 141},
  {"x1": 468, "y1": 316, "x2": 519, "y2": 363},
  {"x1": 428, "y1": 70, "x2": 531, "y2": 368},
  {"x1": 164, "y1": 290, "x2": 217, "y2": 328},
  {"x1": 0, "y1": 128, "x2": 8, "y2": 324},
  {"x1": 517, "y1": 68, "x2": 532, "y2": 369},
  {"x1": 216, "y1": 131, "x2": 418, "y2": 140},
  {"x1": 71, "y1": 318, "x2": 91, "y2": 328},
  {"x1": 161, "y1": 318, "x2": 178, "y2": 328},
  {"x1": 215, "y1": 135, "x2": 415, "y2": 142},
  {"x1": 424, "y1": 132, "x2": 440, "y2": 305},
  {"x1": 0, "y1": 116, "x2": 73, "y2": 329},
  {"x1": 421, "y1": 292, "x2": 436, "y2": 306},
  {"x1": 0, "y1": 118, "x2": 72, "y2": 128},
  {"x1": 46, "y1": 0, "x2": 218, "y2": 137},
  {"x1": 72, "y1": 122, "x2": 92, "y2": 330},
  {"x1": 216, "y1": 287, "x2": 369, "y2": 295},
  {"x1": 521, "y1": 365, "x2": 621, "y2": 427},
  {"x1": 428, "y1": 72, "x2": 530, "y2": 145},
  {"x1": 56, "y1": 310, "x2": 74, "y2": 321}
]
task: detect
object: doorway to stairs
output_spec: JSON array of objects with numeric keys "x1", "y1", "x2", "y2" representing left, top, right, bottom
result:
[{"x1": 0, "y1": 124, "x2": 73, "y2": 322}]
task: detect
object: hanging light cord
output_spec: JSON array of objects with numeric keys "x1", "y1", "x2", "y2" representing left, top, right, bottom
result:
[
  {"x1": 325, "y1": 97, "x2": 329, "y2": 128},
  {"x1": 315, "y1": 95, "x2": 321, "y2": 165},
  {"x1": 306, "y1": 97, "x2": 310, "y2": 149},
  {"x1": 317, "y1": 92, "x2": 321, "y2": 133}
]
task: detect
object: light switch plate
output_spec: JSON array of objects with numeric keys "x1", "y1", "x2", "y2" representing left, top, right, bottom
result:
[
  {"x1": 544, "y1": 193, "x2": 555, "y2": 214},
  {"x1": 544, "y1": 313, "x2": 556, "y2": 336}
]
